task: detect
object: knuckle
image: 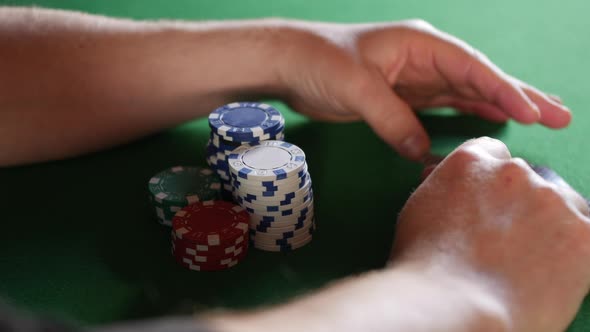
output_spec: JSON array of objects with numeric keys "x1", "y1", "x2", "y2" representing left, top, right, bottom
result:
[
  {"x1": 446, "y1": 147, "x2": 481, "y2": 170},
  {"x1": 348, "y1": 69, "x2": 375, "y2": 100},
  {"x1": 458, "y1": 137, "x2": 512, "y2": 160},
  {"x1": 510, "y1": 157, "x2": 530, "y2": 169},
  {"x1": 403, "y1": 19, "x2": 436, "y2": 32},
  {"x1": 354, "y1": 72, "x2": 375, "y2": 96},
  {"x1": 534, "y1": 184, "x2": 566, "y2": 208},
  {"x1": 472, "y1": 136, "x2": 505, "y2": 148},
  {"x1": 497, "y1": 158, "x2": 531, "y2": 179},
  {"x1": 475, "y1": 135, "x2": 499, "y2": 143}
]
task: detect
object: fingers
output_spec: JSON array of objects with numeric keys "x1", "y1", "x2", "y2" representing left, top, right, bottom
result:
[
  {"x1": 449, "y1": 99, "x2": 510, "y2": 123},
  {"x1": 373, "y1": 23, "x2": 570, "y2": 130},
  {"x1": 470, "y1": 54, "x2": 572, "y2": 128},
  {"x1": 548, "y1": 94, "x2": 563, "y2": 104},
  {"x1": 459, "y1": 50, "x2": 542, "y2": 124},
  {"x1": 425, "y1": 30, "x2": 570, "y2": 128},
  {"x1": 350, "y1": 71, "x2": 430, "y2": 161},
  {"x1": 512, "y1": 79, "x2": 572, "y2": 128},
  {"x1": 422, "y1": 31, "x2": 540, "y2": 124},
  {"x1": 466, "y1": 59, "x2": 571, "y2": 128}
]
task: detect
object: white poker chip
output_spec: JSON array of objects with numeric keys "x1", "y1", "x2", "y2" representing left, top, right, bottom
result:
[{"x1": 228, "y1": 141, "x2": 306, "y2": 181}]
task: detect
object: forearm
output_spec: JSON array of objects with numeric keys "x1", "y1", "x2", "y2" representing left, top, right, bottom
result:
[
  {"x1": 206, "y1": 262, "x2": 510, "y2": 332},
  {"x1": 0, "y1": 7, "x2": 295, "y2": 166}
]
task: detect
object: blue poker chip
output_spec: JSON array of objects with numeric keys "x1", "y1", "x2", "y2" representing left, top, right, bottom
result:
[
  {"x1": 205, "y1": 150, "x2": 229, "y2": 170},
  {"x1": 205, "y1": 144, "x2": 220, "y2": 157},
  {"x1": 213, "y1": 124, "x2": 286, "y2": 144},
  {"x1": 208, "y1": 102, "x2": 284, "y2": 140},
  {"x1": 210, "y1": 132, "x2": 242, "y2": 150},
  {"x1": 208, "y1": 141, "x2": 236, "y2": 155}
]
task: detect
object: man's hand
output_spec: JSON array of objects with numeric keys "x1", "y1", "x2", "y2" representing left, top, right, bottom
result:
[
  {"x1": 391, "y1": 137, "x2": 590, "y2": 331},
  {"x1": 0, "y1": 9, "x2": 571, "y2": 166},
  {"x1": 278, "y1": 20, "x2": 571, "y2": 160}
]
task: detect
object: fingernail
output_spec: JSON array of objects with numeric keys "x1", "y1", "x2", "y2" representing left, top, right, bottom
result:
[
  {"x1": 400, "y1": 134, "x2": 428, "y2": 161},
  {"x1": 548, "y1": 94, "x2": 563, "y2": 104}
]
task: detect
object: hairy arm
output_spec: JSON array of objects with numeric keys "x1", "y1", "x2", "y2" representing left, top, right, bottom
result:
[
  {"x1": 0, "y1": 261, "x2": 507, "y2": 332},
  {"x1": 0, "y1": 7, "x2": 288, "y2": 165},
  {"x1": 0, "y1": 8, "x2": 570, "y2": 166},
  {"x1": 205, "y1": 262, "x2": 508, "y2": 332}
]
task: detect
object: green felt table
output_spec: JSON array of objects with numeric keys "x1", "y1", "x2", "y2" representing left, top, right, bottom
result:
[{"x1": 0, "y1": 0, "x2": 588, "y2": 330}]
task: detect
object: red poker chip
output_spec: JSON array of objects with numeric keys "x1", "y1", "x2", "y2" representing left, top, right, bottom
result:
[
  {"x1": 173, "y1": 246, "x2": 248, "y2": 266},
  {"x1": 172, "y1": 237, "x2": 248, "y2": 261},
  {"x1": 172, "y1": 201, "x2": 249, "y2": 246},
  {"x1": 173, "y1": 246, "x2": 248, "y2": 265},
  {"x1": 173, "y1": 248, "x2": 247, "y2": 271},
  {"x1": 171, "y1": 230, "x2": 247, "y2": 256}
]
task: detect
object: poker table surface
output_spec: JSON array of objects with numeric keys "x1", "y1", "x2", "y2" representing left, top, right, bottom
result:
[{"x1": 1, "y1": 0, "x2": 589, "y2": 330}]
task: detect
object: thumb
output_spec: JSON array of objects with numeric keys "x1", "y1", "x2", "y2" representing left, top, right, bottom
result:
[{"x1": 346, "y1": 71, "x2": 430, "y2": 161}]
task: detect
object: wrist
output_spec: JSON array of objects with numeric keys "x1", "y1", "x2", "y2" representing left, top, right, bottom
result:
[
  {"x1": 388, "y1": 259, "x2": 513, "y2": 332},
  {"x1": 208, "y1": 260, "x2": 512, "y2": 332},
  {"x1": 146, "y1": 18, "x2": 298, "y2": 100},
  {"x1": 222, "y1": 19, "x2": 347, "y2": 101}
]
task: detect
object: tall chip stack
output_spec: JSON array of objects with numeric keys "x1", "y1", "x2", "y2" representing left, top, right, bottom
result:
[
  {"x1": 229, "y1": 141, "x2": 315, "y2": 252},
  {"x1": 206, "y1": 102, "x2": 285, "y2": 199}
]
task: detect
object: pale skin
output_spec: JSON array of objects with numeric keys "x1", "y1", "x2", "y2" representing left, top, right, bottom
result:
[{"x1": 1, "y1": 7, "x2": 588, "y2": 332}]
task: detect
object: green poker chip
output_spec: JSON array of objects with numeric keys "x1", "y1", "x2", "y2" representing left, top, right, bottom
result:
[
  {"x1": 148, "y1": 166, "x2": 222, "y2": 225},
  {"x1": 148, "y1": 195, "x2": 183, "y2": 226}
]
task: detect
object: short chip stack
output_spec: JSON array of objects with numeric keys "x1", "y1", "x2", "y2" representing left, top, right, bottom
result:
[
  {"x1": 171, "y1": 200, "x2": 249, "y2": 271},
  {"x1": 206, "y1": 102, "x2": 285, "y2": 198},
  {"x1": 229, "y1": 140, "x2": 315, "y2": 252},
  {"x1": 148, "y1": 166, "x2": 222, "y2": 226}
]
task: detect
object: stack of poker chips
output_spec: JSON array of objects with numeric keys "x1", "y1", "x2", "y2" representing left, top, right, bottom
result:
[
  {"x1": 229, "y1": 140, "x2": 315, "y2": 252},
  {"x1": 206, "y1": 102, "x2": 285, "y2": 198},
  {"x1": 171, "y1": 200, "x2": 249, "y2": 271},
  {"x1": 148, "y1": 166, "x2": 222, "y2": 226}
]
